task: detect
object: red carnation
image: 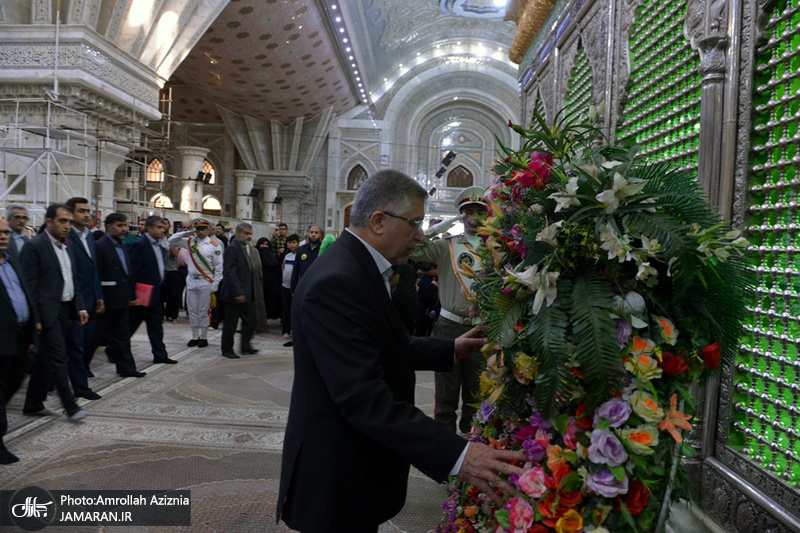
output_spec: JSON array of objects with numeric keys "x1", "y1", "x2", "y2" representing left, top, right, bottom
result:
[
  {"x1": 660, "y1": 351, "x2": 688, "y2": 376},
  {"x1": 515, "y1": 152, "x2": 552, "y2": 190},
  {"x1": 701, "y1": 342, "x2": 721, "y2": 370},
  {"x1": 618, "y1": 479, "x2": 650, "y2": 516}
]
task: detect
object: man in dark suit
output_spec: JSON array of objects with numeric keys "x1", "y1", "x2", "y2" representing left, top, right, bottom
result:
[
  {"x1": 5, "y1": 204, "x2": 30, "y2": 261},
  {"x1": 95, "y1": 213, "x2": 145, "y2": 378},
  {"x1": 219, "y1": 222, "x2": 256, "y2": 359},
  {"x1": 0, "y1": 218, "x2": 36, "y2": 463},
  {"x1": 128, "y1": 215, "x2": 177, "y2": 365},
  {"x1": 64, "y1": 197, "x2": 104, "y2": 399},
  {"x1": 276, "y1": 170, "x2": 526, "y2": 533},
  {"x1": 289, "y1": 224, "x2": 322, "y2": 293},
  {"x1": 22, "y1": 203, "x2": 89, "y2": 423}
]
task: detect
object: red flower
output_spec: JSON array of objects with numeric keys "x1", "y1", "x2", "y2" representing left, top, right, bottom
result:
[
  {"x1": 575, "y1": 403, "x2": 594, "y2": 431},
  {"x1": 530, "y1": 526, "x2": 552, "y2": 533},
  {"x1": 618, "y1": 479, "x2": 650, "y2": 516},
  {"x1": 660, "y1": 351, "x2": 688, "y2": 376},
  {"x1": 701, "y1": 342, "x2": 721, "y2": 370},
  {"x1": 514, "y1": 152, "x2": 552, "y2": 190}
]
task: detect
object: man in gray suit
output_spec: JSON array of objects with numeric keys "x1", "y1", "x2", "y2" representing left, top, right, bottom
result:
[
  {"x1": 22, "y1": 203, "x2": 89, "y2": 423},
  {"x1": 5, "y1": 204, "x2": 30, "y2": 261},
  {"x1": 219, "y1": 223, "x2": 257, "y2": 359}
]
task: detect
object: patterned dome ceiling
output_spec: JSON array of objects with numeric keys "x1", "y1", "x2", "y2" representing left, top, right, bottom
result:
[{"x1": 167, "y1": 0, "x2": 517, "y2": 125}]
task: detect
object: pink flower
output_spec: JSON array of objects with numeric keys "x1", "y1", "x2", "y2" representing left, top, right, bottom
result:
[
  {"x1": 562, "y1": 418, "x2": 582, "y2": 450},
  {"x1": 507, "y1": 496, "x2": 535, "y2": 533},
  {"x1": 514, "y1": 152, "x2": 552, "y2": 190},
  {"x1": 517, "y1": 466, "x2": 547, "y2": 498}
]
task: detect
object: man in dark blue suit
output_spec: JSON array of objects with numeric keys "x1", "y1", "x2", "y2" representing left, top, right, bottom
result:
[
  {"x1": 95, "y1": 213, "x2": 145, "y2": 378},
  {"x1": 64, "y1": 197, "x2": 104, "y2": 399},
  {"x1": 22, "y1": 204, "x2": 89, "y2": 423},
  {"x1": 219, "y1": 222, "x2": 257, "y2": 359},
  {"x1": 277, "y1": 170, "x2": 526, "y2": 532},
  {"x1": 128, "y1": 215, "x2": 177, "y2": 364},
  {"x1": 0, "y1": 218, "x2": 36, "y2": 463}
]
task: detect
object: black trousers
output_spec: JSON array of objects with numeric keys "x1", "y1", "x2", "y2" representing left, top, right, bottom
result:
[
  {"x1": 24, "y1": 303, "x2": 80, "y2": 416},
  {"x1": 101, "y1": 307, "x2": 139, "y2": 374},
  {"x1": 164, "y1": 270, "x2": 185, "y2": 320},
  {"x1": 221, "y1": 300, "x2": 255, "y2": 352},
  {"x1": 1, "y1": 334, "x2": 29, "y2": 441},
  {"x1": 281, "y1": 286, "x2": 292, "y2": 334},
  {"x1": 129, "y1": 291, "x2": 168, "y2": 361}
]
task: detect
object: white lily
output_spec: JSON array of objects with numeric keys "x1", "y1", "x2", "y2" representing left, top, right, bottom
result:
[
  {"x1": 536, "y1": 220, "x2": 564, "y2": 247},
  {"x1": 636, "y1": 261, "x2": 658, "y2": 281},
  {"x1": 550, "y1": 176, "x2": 581, "y2": 212},
  {"x1": 595, "y1": 172, "x2": 649, "y2": 214}
]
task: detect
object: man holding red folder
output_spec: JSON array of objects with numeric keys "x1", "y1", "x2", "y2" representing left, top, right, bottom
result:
[{"x1": 128, "y1": 215, "x2": 177, "y2": 365}]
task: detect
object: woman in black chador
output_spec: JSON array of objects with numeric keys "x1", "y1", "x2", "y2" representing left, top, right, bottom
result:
[{"x1": 256, "y1": 237, "x2": 282, "y2": 320}]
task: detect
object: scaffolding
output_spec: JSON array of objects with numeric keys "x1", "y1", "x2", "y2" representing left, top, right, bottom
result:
[{"x1": 0, "y1": 98, "x2": 89, "y2": 220}]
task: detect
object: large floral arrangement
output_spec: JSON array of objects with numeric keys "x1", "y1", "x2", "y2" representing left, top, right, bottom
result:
[{"x1": 438, "y1": 108, "x2": 752, "y2": 533}]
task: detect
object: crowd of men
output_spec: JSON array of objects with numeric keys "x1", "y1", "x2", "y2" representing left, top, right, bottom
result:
[{"x1": 0, "y1": 200, "x2": 313, "y2": 465}]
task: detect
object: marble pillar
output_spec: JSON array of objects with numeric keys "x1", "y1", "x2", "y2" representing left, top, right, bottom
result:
[
  {"x1": 234, "y1": 170, "x2": 256, "y2": 221},
  {"x1": 177, "y1": 146, "x2": 210, "y2": 217}
]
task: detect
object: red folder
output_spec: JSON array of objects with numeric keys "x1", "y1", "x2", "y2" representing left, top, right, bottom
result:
[{"x1": 135, "y1": 283, "x2": 154, "y2": 307}]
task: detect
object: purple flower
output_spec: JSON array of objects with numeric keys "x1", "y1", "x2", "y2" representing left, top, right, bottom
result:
[
  {"x1": 594, "y1": 397, "x2": 632, "y2": 428},
  {"x1": 478, "y1": 401, "x2": 496, "y2": 423},
  {"x1": 501, "y1": 287, "x2": 515, "y2": 296},
  {"x1": 584, "y1": 468, "x2": 629, "y2": 498},
  {"x1": 616, "y1": 320, "x2": 633, "y2": 349},
  {"x1": 522, "y1": 439, "x2": 546, "y2": 462},
  {"x1": 528, "y1": 412, "x2": 550, "y2": 431},
  {"x1": 588, "y1": 429, "x2": 628, "y2": 466}
]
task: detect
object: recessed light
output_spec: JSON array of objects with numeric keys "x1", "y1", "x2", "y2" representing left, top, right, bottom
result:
[
  {"x1": 332, "y1": 4, "x2": 337, "y2": 9},
  {"x1": 336, "y1": 17, "x2": 341, "y2": 22},
  {"x1": 339, "y1": 28, "x2": 344, "y2": 33},
  {"x1": 453, "y1": 96, "x2": 459, "y2": 100},
  {"x1": 343, "y1": 38, "x2": 348, "y2": 43}
]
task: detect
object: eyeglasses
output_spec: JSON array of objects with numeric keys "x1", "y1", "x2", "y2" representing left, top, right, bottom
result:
[
  {"x1": 382, "y1": 211, "x2": 424, "y2": 232},
  {"x1": 11, "y1": 215, "x2": 28, "y2": 220}
]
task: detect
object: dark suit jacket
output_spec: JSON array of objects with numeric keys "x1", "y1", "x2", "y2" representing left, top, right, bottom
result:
[
  {"x1": 95, "y1": 235, "x2": 134, "y2": 310},
  {"x1": 219, "y1": 239, "x2": 252, "y2": 303},
  {"x1": 67, "y1": 227, "x2": 103, "y2": 311},
  {"x1": 127, "y1": 235, "x2": 165, "y2": 306},
  {"x1": 22, "y1": 231, "x2": 85, "y2": 328},
  {"x1": 289, "y1": 242, "x2": 319, "y2": 293},
  {"x1": 277, "y1": 230, "x2": 465, "y2": 531},
  {"x1": 6, "y1": 233, "x2": 28, "y2": 262},
  {"x1": 0, "y1": 254, "x2": 36, "y2": 356}
]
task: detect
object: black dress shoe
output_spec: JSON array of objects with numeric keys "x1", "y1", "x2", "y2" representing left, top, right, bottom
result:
[
  {"x1": 119, "y1": 370, "x2": 146, "y2": 378},
  {"x1": 197, "y1": 339, "x2": 209, "y2": 348},
  {"x1": 221, "y1": 351, "x2": 240, "y2": 359},
  {"x1": 187, "y1": 339, "x2": 198, "y2": 347},
  {"x1": 240, "y1": 348, "x2": 259, "y2": 355},
  {"x1": 283, "y1": 341, "x2": 293, "y2": 347},
  {"x1": 76, "y1": 391, "x2": 102, "y2": 400},
  {"x1": 153, "y1": 357, "x2": 178, "y2": 364},
  {"x1": 0, "y1": 448, "x2": 20, "y2": 465}
]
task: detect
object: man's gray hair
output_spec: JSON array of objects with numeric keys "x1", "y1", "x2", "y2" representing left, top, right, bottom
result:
[
  {"x1": 5, "y1": 204, "x2": 26, "y2": 218},
  {"x1": 349, "y1": 170, "x2": 427, "y2": 229},
  {"x1": 235, "y1": 222, "x2": 252, "y2": 233}
]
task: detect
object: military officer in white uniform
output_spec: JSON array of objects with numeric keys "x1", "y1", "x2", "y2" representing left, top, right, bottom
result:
[
  {"x1": 168, "y1": 218, "x2": 223, "y2": 347},
  {"x1": 411, "y1": 186, "x2": 487, "y2": 434}
]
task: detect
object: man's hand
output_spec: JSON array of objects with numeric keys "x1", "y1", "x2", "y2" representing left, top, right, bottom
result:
[
  {"x1": 96, "y1": 299, "x2": 105, "y2": 315},
  {"x1": 129, "y1": 299, "x2": 138, "y2": 307},
  {"x1": 454, "y1": 327, "x2": 485, "y2": 359},
  {"x1": 456, "y1": 442, "x2": 528, "y2": 506},
  {"x1": 36, "y1": 322, "x2": 42, "y2": 334},
  {"x1": 78, "y1": 310, "x2": 89, "y2": 326},
  {"x1": 235, "y1": 295, "x2": 246, "y2": 303}
]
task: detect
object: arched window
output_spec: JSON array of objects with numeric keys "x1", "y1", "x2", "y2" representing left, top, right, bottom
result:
[
  {"x1": 152, "y1": 193, "x2": 173, "y2": 209},
  {"x1": 202, "y1": 195, "x2": 221, "y2": 216},
  {"x1": 203, "y1": 159, "x2": 216, "y2": 185},
  {"x1": 146, "y1": 158, "x2": 164, "y2": 182},
  {"x1": 447, "y1": 165, "x2": 473, "y2": 188},
  {"x1": 347, "y1": 165, "x2": 368, "y2": 190}
]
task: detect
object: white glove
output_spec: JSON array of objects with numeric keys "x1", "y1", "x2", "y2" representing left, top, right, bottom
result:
[{"x1": 425, "y1": 213, "x2": 465, "y2": 237}]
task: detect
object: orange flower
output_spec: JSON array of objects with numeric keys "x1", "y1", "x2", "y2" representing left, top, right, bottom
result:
[
  {"x1": 555, "y1": 509, "x2": 584, "y2": 533},
  {"x1": 658, "y1": 393, "x2": 693, "y2": 443}
]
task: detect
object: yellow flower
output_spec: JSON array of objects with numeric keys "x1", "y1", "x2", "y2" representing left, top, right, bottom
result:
[
  {"x1": 617, "y1": 424, "x2": 659, "y2": 455},
  {"x1": 479, "y1": 371, "x2": 495, "y2": 396},
  {"x1": 629, "y1": 336, "x2": 656, "y2": 358},
  {"x1": 513, "y1": 352, "x2": 538, "y2": 384},
  {"x1": 555, "y1": 509, "x2": 584, "y2": 533},
  {"x1": 624, "y1": 354, "x2": 663, "y2": 381},
  {"x1": 630, "y1": 390, "x2": 664, "y2": 423},
  {"x1": 654, "y1": 315, "x2": 679, "y2": 345}
]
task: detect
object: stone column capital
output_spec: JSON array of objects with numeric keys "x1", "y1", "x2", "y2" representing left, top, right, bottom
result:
[{"x1": 176, "y1": 145, "x2": 210, "y2": 159}]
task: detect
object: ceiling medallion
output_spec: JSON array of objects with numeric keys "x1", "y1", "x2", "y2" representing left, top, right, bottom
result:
[{"x1": 439, "y1": 0, "x2": 508, "y2": 19}]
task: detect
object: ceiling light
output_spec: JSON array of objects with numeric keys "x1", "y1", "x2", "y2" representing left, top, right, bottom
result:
[
  {"x1": 343, "y1": 38, "x2": 348, "y2": 43},
  {"x1": 384, "y1": 77, "x2": 388, "y2": 81},
  {"x1": 349, "y1": 55, "x2": 354, "y2": 59},
  {"x1": 332, "y1": 4, "x2": 337, "y2": 9},
  {"x1": 339, "y1": 28, "x2": 344, "y2": 33},
  {"x1": 336, "y1": 17, "x2": 341, "y2": 22},
  {"x1": 453, "y1": 96, "x2": 459, "y2": 100},
  {"x1": 346, "y1": 47, "x2": 351, "y2": 52},
  {"x1": 356, "y1": 77, "x2": 361, "y2": 81},
  {"x1": 494, "y1": 0, "x2": 507, "y2": 6},
  {"x1": 358, "y1": 83, "x2": 362, "y2": 87},
  {"x1": 354, "y1": 70, "x2": 358, "y2": 74},
  {"x1": 351, "y1": 63, "x2": 356, "y2": 67},
  {"x1": 417, "y1": 52, "x2": 421, "y2": 56},
  {"x1": 399, "y1": 63, "x2": 403, "y2": 67},
  {"x1": 457, "y1": 41, "x2": 462, "y2": 45}
]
